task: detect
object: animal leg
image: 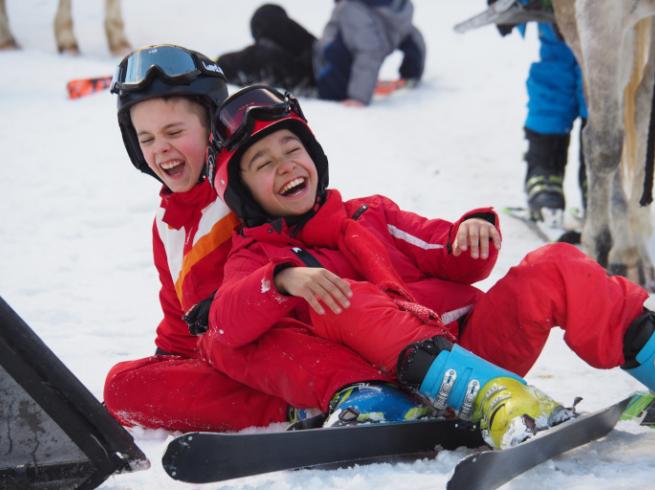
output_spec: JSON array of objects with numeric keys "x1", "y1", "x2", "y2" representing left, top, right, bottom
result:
[
  {"x1": 572, "y1": 1, "x2": 627, "y2": 268},
  {"x1": 611, "y1": 18, "x2": 655, "y2": 289},
  {"x1": 580, "y1": 80, "x2": 623, "y2": 266},
  {"x1": 104, "y1": 0, "x2": 130, "y2": 55},
  {"x1": 0, "y1": 0, "x2": 18, "y2": 49},
  {"x1": 54, "y1": 0, "x2": 79, "y2": 54}
]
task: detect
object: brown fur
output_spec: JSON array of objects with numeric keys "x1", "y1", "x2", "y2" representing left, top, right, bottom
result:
[
  {"x1": 553, "y1": 0, "x2": 655, "y2": 289},
  {"x1": 0, "y1": 0, "x2": 130, "y2": 55}
]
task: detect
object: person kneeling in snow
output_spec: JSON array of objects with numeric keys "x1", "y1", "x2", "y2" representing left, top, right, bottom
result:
[
  {"x1": 196, "y1": 84, "x2": 655, "y2": 449},
  {"x1": 216, "y1": 2, "x2": 425, "y2": 106}
]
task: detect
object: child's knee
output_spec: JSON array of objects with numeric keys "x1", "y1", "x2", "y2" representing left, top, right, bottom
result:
[{"x1": 521, "y1": 242, "x2": 585, "y2": 267}]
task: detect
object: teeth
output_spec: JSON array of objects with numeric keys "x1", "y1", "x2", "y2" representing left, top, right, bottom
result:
[
  {"x1": 160, "y1": 160, "x2": 183, "y2": 170},
  {"x1": 280, "y1": 178, "x2": 304, "y2": 195}
]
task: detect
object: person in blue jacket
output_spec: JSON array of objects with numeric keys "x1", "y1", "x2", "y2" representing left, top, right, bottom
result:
[
  {"x1": 489, "y1": 0, "x2": 588, "y2": 221},
  {"x1": 522, "y1": 22, "x2": 588, "y2": 221},
  {"x1": 215, "y1": 1, "x2": 426, "y2": 106}
]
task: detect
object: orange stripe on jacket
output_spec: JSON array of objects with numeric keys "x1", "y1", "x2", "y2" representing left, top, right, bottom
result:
[{"x1": 174, "y1": 212, "x2": 240, "y2": 302}]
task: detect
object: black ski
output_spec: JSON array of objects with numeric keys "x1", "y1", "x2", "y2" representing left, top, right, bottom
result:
[
  {"x1": 162, "y1": 418, "x2": 484, "y2": 483},
  {"x1": 447, "y1": 395, "x2": 632, "y2": 490}
]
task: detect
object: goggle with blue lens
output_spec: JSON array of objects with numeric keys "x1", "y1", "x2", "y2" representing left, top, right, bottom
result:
[{"x1": 110, "y1": 44, "x2": 224, "y2": 94}]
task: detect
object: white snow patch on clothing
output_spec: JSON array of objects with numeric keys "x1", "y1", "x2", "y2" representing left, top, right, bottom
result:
[{"x1": 387, "y1": 224, "x2": 445, "y2": 250}]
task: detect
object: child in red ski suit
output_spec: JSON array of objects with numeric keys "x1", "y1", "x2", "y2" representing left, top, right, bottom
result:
[
  {"x1": 200, "y1": 84, "x2": 655, "y2": 448},
  {"x1": 103, "y1": 45, "x2": 373, "y2": 432}
]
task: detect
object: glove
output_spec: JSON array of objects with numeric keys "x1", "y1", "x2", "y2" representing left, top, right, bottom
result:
[{"x1": 183, "y1": 291, "x2": 215, "y2": 336}]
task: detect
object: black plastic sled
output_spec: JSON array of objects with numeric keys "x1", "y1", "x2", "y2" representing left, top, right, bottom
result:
[{"x1": 0, "y1": 296, "x2": 149, "y2": 489}]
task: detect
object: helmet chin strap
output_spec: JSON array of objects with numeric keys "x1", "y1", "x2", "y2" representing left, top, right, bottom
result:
[{"x1": 285, "y1": 192, "x2": 326, "y2": 234}]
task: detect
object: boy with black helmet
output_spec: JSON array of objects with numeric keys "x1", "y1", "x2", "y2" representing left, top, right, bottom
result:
[
  {"x1": 199, "y1": 84, "x2": 655, "y2": 448},
  {"x1": 103, "y1": 44, "x2": 292, "y2": 432},
  {"x1": 114, "y1": 44, "x2": 228, "y2": 181}
]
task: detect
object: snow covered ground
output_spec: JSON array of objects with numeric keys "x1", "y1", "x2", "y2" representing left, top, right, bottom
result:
[{"x1": 1, "y1": 1, "x2": 654, "y2": 488}]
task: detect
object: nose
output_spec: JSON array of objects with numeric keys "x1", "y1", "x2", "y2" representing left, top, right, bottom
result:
[
  {"x1": 276, "y1": 157, "x2": 295, "y2": 174},
  {"x1": 154, "y1": 139, "x2": 172, "y2": 155}
]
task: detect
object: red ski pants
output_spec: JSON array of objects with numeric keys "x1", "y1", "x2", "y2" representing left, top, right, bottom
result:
[
  {"x1": 104, "y1": 355, "x2": 288, "y2": 432},
  {"x1": 311, "y1": 243, "x2": 648, "y2": 377},
  {"x1": 459, "y1": 243, "x2": 648, "y2": 375},
  {"x1": 198, "y1": 323, "x2": 391, "y2": 412}
]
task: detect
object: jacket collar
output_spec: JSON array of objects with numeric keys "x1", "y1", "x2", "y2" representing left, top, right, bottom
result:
[{"x1": 159, "y1": 180, "x2": 215, "y2": 229}]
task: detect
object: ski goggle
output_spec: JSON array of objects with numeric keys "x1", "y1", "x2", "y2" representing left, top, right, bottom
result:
[
  {"x1": 110, "y1": 44, "x2": 224, "y2": 94},
  {"x1": 212, "y1": 85, "x2": 306, "y2": 152}
]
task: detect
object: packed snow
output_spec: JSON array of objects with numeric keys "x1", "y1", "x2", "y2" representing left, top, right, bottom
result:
[{"x1": 1, "y1": 1, "x2": 654, "y2": 488}]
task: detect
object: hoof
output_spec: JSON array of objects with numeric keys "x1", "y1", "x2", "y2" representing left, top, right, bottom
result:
[
  {"x1": 0, "y1": 38, "x2": 19, "y2": 50},
  {"x1": 57, "y1": 43, "x2": 80, "y2": 55},
  {"x1": 109, "y1": 40, "x2": 131, "y2": 57}
]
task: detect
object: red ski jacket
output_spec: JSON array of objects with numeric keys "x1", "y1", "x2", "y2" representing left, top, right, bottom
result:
[
  {"x1": 152, "y1": 181, "x2": 239, "y2": 357},
  {"x1": 210, "y1": 190, "x2": 499, "y2": 348}
]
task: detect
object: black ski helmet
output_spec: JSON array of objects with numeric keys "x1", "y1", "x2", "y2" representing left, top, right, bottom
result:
[{"x1": 112, "y1": 44, "x2": 228, "y2": 181}]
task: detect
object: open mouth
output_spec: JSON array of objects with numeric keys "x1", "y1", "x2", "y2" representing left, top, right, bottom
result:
[
  {"x1": 160, "y1": 159, "x2": 185, "y2": 177},
  {"x1": 279, "y1": 177, "x2": 307, "y2": 197}
]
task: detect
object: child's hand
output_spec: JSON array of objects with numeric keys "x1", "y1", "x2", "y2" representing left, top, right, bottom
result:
[
  {"x1": 452, "y1": 218, "x2": 501, "y2": 259},
  {"x1": 274, "y1": 267, "x2": 352, "y2": 315}
]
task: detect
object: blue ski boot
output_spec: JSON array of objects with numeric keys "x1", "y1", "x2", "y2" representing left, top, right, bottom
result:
[
  {"x1": 323, "y1": 382, "x2": 434, "y2": 427},
  {"x1": 397, "y1": 336, "x2": 574, "y2": 449},
  {"x1": 622, "y1": 309, "x2": 655, "y2": 391},
  {"x1": 287, "y1": 406, "x2": 324, "y2": 430}
]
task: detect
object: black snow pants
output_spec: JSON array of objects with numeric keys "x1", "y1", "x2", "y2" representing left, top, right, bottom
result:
[{"x1": 216, "y1": 4, "x2": 317, "y2": 94}]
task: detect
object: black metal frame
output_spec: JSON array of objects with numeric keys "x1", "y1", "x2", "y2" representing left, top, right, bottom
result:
[{"x1": 0, "y1": 296, "x2": 149, "y2": 489}]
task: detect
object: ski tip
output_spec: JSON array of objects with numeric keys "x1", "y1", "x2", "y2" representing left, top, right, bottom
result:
[
  {"x1": 161, "y1": 433, "x2": 194, "y2": 481},
  {"x1": 66, "y1": 76, "x2": 112, "y2": 100},
  {"x1": 620, "y1": 391, "x2": 655, "y2": 426}
]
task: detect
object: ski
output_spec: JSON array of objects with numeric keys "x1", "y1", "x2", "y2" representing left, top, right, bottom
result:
[
  {"x1": 374, "y1": 79, "x2": 417, "y2": 96},
  {"x1": 66, "y1": 76, "x2": 411, "y2": 100},
  {"x1": 621, "y1": 391, "x2": 655, "y2": 427},
  {"x1": 161, "y1": 418, "x2": 484, "y2": 484},
  {"x1": 66, "y1": 75, "x2": 113, "y2": 99},
  {"x1": 447, "y1": 395, "x2": 632, "y2": 490},
  {"x1": 502, "y1": 206, "x2": 582, "y2": 244},
  {"x1": 453, "y1": 0, "x2": 555, "y2": 34}
]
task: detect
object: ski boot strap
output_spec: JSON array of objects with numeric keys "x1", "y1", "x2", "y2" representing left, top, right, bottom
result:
[
  {"x1": 625, "y1": 331, "x2": 655, "y2": 391},
  {"x1": 419, "y1": 345, "x2": 525, "y2": 420}
]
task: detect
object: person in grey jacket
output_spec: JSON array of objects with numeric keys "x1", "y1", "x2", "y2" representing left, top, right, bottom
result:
[{"x1": 216, "y1": 1, "x2": 426, "y2": 106}]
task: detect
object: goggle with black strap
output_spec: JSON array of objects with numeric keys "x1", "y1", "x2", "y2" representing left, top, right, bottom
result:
[
  {"x1": 207, "y1": 85, "x2": 307, "y2": 188},
  {"x1": 110, "y1": 44, "x2": 224, "y2": 94},
  {"x1": 212, "y1": 84, "x2": 306, "y2": 152}
]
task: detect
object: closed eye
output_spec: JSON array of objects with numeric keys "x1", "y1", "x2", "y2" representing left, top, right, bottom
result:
[
  {"x1": 256, "y1": 161, "x2": 272, "y2": 171},
  {"x1": 167, "y1": 129, "x2": 183, "y2": 137}
]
